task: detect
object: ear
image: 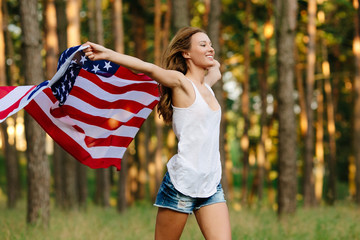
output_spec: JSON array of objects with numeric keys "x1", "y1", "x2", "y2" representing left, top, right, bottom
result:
[{"x1": 182, "y1": 51, "x2": 191, "y2": 59}]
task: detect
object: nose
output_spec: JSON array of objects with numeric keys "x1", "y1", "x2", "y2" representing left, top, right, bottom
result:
[{"x1": 209, "y1": 45, "x2": 215, "y2": 53}]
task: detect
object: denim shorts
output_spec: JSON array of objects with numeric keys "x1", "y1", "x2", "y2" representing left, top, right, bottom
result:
[{"x1": 154, "y1": 172, "x2": 226, "y2": 214}]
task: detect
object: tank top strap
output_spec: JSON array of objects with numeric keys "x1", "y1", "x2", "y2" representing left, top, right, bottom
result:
[
  {"x1": 185, "y1": 77, "x2": 201, "y2": 97},
  {"x1": 204, "y1": 83, "x2": 215, "y2": 96}
]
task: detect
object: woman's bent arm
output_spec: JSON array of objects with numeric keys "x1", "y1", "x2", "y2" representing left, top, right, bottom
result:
[{"x1": 204, "y1": 59, "x2": 222, "y2": 87}]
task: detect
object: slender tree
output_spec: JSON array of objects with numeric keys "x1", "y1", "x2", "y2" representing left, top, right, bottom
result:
[
  {"x1": 55, "y1": 0, "x2": 67, "y2": 53},
  {"x1": 304, "y1": 0, "x2": 317, "y2": 207},
  {"x1": 322, "y1": 39, "x2": 336, "y2": 204},
  {"x1": 261, "y1": 1, "x2": 274, "y2": 205},
  {"x1": 314, "y1": 74, "x2": 324, "y2": 204},
  {"x1": 44, "y1": 0, "x2": 64, "y2": 209},
  {"x1": 110, "y1": 0, "x2": 128, "y2": 212},
  {"x1": 275, "y1": 0, "x2": 298, "y2": 215},
  {"x1": 151, "y1": 0, "x2": 166, "y2": 201},
  {"x1": 91, "y1": 0, "x2": 112, "y2": 204},
  {"x1": 19, "y1": 0, "x2": 50, "y2": 225},
  {"x1": 112, "y1": 0, "x2": 124, "y2": 54},
  {"x1": 256, "y1": 1, "x2": 273, "y2": 203},
  {"x1": 54, "y1": 0, "x2": 80, "y2": 210},
  {"x1": 66, "y1": 0, "x2": 88, "y2": 208},
  {"x1": 207, "y1": 0, "x2": 229, "y2": 197},
  {"x1": 173, "y1": 0, "x2": 190, "y2": 31},
  {"x1": 162, "y1": 0, "x2": 172, "y2": 49},
  {"x1": 44, "y1": 0, "x2": 59, "y2": 78},
  {"x1": 240, "y1": 0, "x2": 251, "y2": 205},
  {"x1": 353, "y1": 0, "x2": 360, "y2": 205},
  {"x1": 53, "y1": 0, "x2": 68, "y2": 208},
  {"x1": 130, "y1": 0, "x2": 148, "y2": 201},
  {"x1": 1, "y1": 0, "x2": 21, "y2": 209}
]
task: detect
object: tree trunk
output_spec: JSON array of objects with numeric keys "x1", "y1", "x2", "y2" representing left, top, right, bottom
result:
[
  {"x1": 53, "y1": 0, "x2": 81, "y2": 210},
  {"x1": 66, "y1": 0, "x2": 88, "y2": 208},
  {"x1": 203, "y1": 0, "x2": 210, "y2": 29},
  {"x1": 55, "y1": 0, "x2": 67, "y2": 52},
  {"x1": 1, "y1": 0, "x2": 21, "y2": 209},
  {"x1": 314, "y1": 76, "x2": 324, "y2": 204},
  {"x1": 172, "y1": 0, "x2": 189, "y2": 31},
  {"x1": 256, "y1": 1, "x2": 273, "y2": 202},
  {"x1": 90, "y1": 0, "x2": 110, "y2": 207},
  {"x1": 162, "y1": 0, "x2": 172, "y2": 48},
  {"x1": 353, "y1": 0, "x2": 360, "y2": 205},
  {"x1": 130, "y1": 0, "x2": 147, "y2": 60},
  {"x1": 112, "y1": 0, "x2": 124, "y2": 54},
  {"x1": 275, "y1": 0, "x2": 298, "y2": 216},
  {"x1": 240, "y1": 0, "x2": 251, "y2": 205},
  {"x1": 95, "y1": 168, "x2": 110, "y2": 207},
  {"x1": 322, "y1": 40, "x2": 336, "y2": 205},
  {"x1": 258, "y1": 0, "x2": 274, "y2": 204},
  {"x1": 130, "y1": 0, "x2": 148, "y2": 201},
  {"x1": 88, "y1": 0, "x2": 96, "y2": 42},
  {"x1": 2, "y1": 121, "x2": 21, "y2": 209},
  {"x1": 53, "y1": 0, "x2": 68, "y2": 208},
  {"x1": 19, "y1": 0, "x2": 50, "y2": 226},
  {"x1": 304, "y1": 0, "x2": 317, "y2": 208},
  {"x1": 295, "y1": 51, "x2": 308, "y2": 139},
  {"x1": 110, "y1": 0, "x2": 128, "y2": 212},
  {"x1": 66, "y1": 0, "x2": 81, "y2": 47},
  {"x1": 207, "y1": 0, "x2": 230, "y2": 198},
  {"x1": 117, "y1": 151, "x2": 128, "y2": 212},
  {"x1": 44, "y1": 0, "x2": 59, "y2": 80},
  {"x1": 45, "y1": 0, "x2": 77, "y2": 210},
  {"x1": 151, "y1": 0, "x2": 165, "y2": 202}
]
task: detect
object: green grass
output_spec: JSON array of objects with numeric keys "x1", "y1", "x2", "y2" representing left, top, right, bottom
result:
[{"x1": 1, "y1": 199, "x2": 360, "y2": 240}]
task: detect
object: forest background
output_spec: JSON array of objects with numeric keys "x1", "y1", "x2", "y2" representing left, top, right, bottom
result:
[{"x1": 1, "y1": 0, "x2": 360, "y2": 238}]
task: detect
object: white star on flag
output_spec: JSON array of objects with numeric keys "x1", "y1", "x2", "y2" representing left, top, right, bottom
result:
[
  {"x1": 104, "y1": 61, "x2": 112, "y2": 71},
  {"x1": 92, "y1": 64, "x2": 100, "y2": 73}
]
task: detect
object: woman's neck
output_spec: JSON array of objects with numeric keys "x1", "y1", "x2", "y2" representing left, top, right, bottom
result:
[{"x1": 185, "y1": 67, "x2": 206, "y2": 84}]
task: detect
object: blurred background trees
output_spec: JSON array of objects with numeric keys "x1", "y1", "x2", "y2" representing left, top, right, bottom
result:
[{"x1": 1, "y1": 0, "x2": 360, "y2": 225}]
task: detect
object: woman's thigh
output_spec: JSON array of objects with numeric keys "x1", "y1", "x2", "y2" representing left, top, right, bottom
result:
[
  {"x1": 194, "y1": 202, "x2": 231, "y2": 240},
  {"x1": 155, "y1": 208, "x2": 189, "y2": 240}
]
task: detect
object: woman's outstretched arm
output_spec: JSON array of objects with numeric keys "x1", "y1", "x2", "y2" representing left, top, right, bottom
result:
[{"x1": 82, "y1": 42, "x2": 185, "y2": 89}]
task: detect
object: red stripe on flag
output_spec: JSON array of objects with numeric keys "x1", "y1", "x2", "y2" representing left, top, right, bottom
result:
[
  {"x1": 70, "y1": 86, "x2": 153, "y2": 113},
  {"x1": 25, "y1": 99, "x2": 122, "y2": 170},
  {"x1": 85, "y1": 135, "x2": 133, "y2": 148},
  {"x1": 0, "y1": 86, "x2": 17, "y2": 97},
  {"x1": 114, "y1": 65, "x2": 154, "y2": 81},
  {"x1": 78, "y1": 69, "x2": 159, "y2": 97},
  {"x1": 0, "y1": 87, "x2": 36, "y2": 120},
  {"x1": 49, "y1": 105, "x2": 147, "y2": 130}
]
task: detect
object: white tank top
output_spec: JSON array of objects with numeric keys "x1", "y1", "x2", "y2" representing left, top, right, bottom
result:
[{"x1": 167, "y1": 80, "x2": 222, "y2": 198}]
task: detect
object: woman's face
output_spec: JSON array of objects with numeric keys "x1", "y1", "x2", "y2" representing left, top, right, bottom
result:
[{"x1": 185, "y1": 32, "x2": 215, "y2": 69}]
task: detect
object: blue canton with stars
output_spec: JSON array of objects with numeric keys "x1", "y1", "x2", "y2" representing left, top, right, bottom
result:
[{"x1": 51, "y1": 45, "x2": 119, "y2": 106}]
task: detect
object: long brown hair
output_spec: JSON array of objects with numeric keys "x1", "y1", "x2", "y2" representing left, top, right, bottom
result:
[{"x1": 157, "y1": 27, "x2": 206, "y2": 124}]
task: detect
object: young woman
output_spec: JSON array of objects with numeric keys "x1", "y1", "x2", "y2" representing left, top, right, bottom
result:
[{"x1": 83, "y1": 26, "x2": 231, "y2": 240}]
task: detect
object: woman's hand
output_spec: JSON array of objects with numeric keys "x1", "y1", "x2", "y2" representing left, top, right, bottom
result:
[
  {"x1": 205, "y1": 59, "x2": 222, "y2": 86},
  {"x1": 82, "y1": 41, "x2": 111, "y2": 61},
  {"x1": 209, "y1": 59, "x2": 220, "y2": 70}
]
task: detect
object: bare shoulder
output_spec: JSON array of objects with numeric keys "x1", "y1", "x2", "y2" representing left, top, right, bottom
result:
[
  {"x1": 152, "y1": 68, "x2": 192, "y2": 91},
  {"x1": 171, "y1": 74, "x2": 196, "y2": 108}
]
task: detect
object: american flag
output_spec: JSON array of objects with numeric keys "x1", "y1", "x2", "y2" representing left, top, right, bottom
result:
[{"x1": 0, "y1": 45, "x2": 160, "y2": 170}]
